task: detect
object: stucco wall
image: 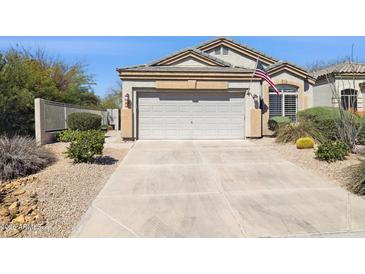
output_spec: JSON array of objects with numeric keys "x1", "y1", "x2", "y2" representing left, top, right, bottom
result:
[
  {"x1": 313, "y1": 77, "x2": 365, "y2": 111},
  {"x1": 313, "y1": 81, "x2": 334, "y2": 107},
  {"x1": 205, "y1": 47, "x2": 257, "y2": 68},
  {"x1": 121, "y1": 79, "x2": 262, "y2": 139},
  {"x1": 169, "y1": 57, "x2": 210, "y2": 67}
]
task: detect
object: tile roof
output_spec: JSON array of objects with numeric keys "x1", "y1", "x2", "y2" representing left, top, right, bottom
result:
[
  {"x1": 117, "y1": 37, "x2": 317, "y2": 80},
  {"x1": 314, "y1": 62, "x2": 365, "y2": 78},
  {"x1": 118, "y1": 66, "x2": 252, "y2": 73},
  {"x1": 266, "y1": 61, "x2": 315, "y2": 79}
]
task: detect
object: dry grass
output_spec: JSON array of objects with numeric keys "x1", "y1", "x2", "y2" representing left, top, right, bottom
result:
[{"x1": 0, "y1": 135, "x2": 54, "y2": 182}]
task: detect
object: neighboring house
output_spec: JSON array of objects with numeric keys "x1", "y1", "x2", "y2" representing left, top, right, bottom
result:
[
  {"x1": 313, "y1": 62, "x2": 365, "y2": 112},
  {"x1": 116, "y1": 37, "x2": 363, "y2": 140}
]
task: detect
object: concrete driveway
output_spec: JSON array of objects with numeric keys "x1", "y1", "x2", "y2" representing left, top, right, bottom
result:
[{"x1": 72, "y1": 140, "x2": 365, "y2": 237}]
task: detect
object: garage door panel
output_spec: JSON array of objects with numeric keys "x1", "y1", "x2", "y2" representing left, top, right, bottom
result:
[{"x1": 138, "y1": 92, "x2": 245, "y2": 140}]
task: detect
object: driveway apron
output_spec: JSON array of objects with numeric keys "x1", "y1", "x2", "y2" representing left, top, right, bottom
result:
[{"x1": 72, "y1": 140, "x2": 365, "y2": 237}]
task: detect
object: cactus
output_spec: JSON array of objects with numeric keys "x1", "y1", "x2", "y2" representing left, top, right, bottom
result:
[{"x1": 296, "y1": 137, "x2": 315, "y2": 149}]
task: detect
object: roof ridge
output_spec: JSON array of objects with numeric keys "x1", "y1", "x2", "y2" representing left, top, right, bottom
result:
[
  {"x1": 148, "y1": 46, "x2": 232, "y2": 67},
  {"x1": 195, "y1": 37, "x2": 278, "y2": 63},
  {"x1": 116, "y1": 64, "x2": 147, "y2": 71},
  {"x1": 267, "y1": 60, "x2": 310, "y2": 73}
]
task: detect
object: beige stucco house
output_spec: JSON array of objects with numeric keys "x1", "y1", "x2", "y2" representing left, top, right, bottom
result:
[
  {"x1": 117, "y1": 37, "x2": 364, "y2": 140},
  {"x1": 313, "y1": 62, "x2": 365, "y2": 112}
]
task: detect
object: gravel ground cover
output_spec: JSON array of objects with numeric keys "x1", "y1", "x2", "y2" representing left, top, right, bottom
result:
[
  {"x1": 252, "y1": 137, "x2": 364, "y2": 187},
  {"x1": 0, "y1": 131, "x2": 131, "y2": 238}
]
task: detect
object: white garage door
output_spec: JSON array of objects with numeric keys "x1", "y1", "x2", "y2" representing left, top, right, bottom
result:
[{"x1": 138, "y1": 92, "x2": 245, "y2": 140}]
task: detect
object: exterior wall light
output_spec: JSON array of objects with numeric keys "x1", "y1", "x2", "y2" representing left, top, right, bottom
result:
[{"x1": 124, "y1": 93, "x2": 130, "y2": 108}]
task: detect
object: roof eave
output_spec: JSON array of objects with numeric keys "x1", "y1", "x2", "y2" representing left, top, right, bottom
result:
[
  {"x1": 148, "y1": 48, "x2": 232, "y2": 67},
  {"x1": 118, "y1": 70, "x2": 257, "y2": 81},
  {"x1": 316, "y1": 71, "x2": 365, "y2": 80},
  {"x1": 267, "y1": 63, "x2": 316, "y2": 83}
]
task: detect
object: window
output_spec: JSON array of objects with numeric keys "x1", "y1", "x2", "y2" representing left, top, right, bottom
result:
[
  {"x1": 214, "y1": 47, "x2": 221, "y2": 55},
  {"x1": 222, "y1": 46, "x2": 228, "y2": 55},
  {"x1": 341, "y1": 89, "x2": 357, "y2": 111},
  {"x1": 269, "y1": 85, "x2": 298, "y2": 122}
]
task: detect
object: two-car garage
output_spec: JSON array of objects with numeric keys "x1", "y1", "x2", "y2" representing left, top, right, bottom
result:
[{"x1": 137, "y1": 91, "x2": 246, "y2": 140}]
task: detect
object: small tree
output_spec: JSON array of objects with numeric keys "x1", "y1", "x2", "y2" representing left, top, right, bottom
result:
[
  {"x1": 100, "y1": 82, "x2": 122, "y2": 109},
  {"x1": 324, "y1": 62, "x2": 364, "y2": 151}
]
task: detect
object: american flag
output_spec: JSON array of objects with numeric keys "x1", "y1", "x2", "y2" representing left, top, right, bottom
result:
[{"x1": 253, "y1": 61, "x2": 281, "y2": 95}]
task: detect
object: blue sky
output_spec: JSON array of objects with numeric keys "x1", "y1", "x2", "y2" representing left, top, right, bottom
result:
[{"x1": 1, "y1": 36, "x2": 365, "y2": 98}]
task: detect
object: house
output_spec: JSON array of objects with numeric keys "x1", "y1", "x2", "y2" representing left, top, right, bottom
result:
[
  {"x1": 313, "y1": 62, "x2": 365, "y2": 111},
  {"x1": 116, "y1": 37, "x2": 364, "y2": 140}
]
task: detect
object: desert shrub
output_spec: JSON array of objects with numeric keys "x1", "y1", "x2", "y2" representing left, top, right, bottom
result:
[
  {"x1": 346, "y1": 160, "x2": 365, "y2": 195},
  {"x1": 67, "y1": 112, "x2": 102, "y2": 131},
  {"x1": 65, "y1": 130, "x2": 105, "y2": 163},
  {"x1": 357, "y1": 116, "x2": 365, "y2": 145},
  {"x1": 268, "y1": 116, "x2": 291, "y2": 131},
  {"x1": 276, "y1": 121, "x2": 324, "y2": 144},
  {"x1": 315, "y1": 141, "x2": 349, "y2": 162},
  {"x1": 0, "y1": 135, "x2": 53, "y2": 182},
  {"x1": 298, "y1": 107, "x2": 340, "y2": 141},
  {"x1": 57, "y1": 130, "x2": 82, "y2": 142},
  {"x1": 296, "y1": 137, "x2": 315, "y2": 149},
  {"x1": 0, "y1": 48, "x2": 98, "y2": 136}
]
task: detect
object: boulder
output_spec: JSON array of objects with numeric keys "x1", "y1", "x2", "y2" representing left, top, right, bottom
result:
[
  {"x1": 13, "y1": 215, "x2": 25, "y2": 224},
  {"x1": 8, "y1": 201, "x2": 19, "y2": 214},
  {"x1": 14, "y1": 189, "x2": 26, "y2": 196}
]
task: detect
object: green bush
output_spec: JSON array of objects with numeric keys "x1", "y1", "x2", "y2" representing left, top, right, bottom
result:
[
  {"x1": 268, "y1": 116, "x2": 291, "y2": 131},
  {"x1": 0, "y1": 48, "x2": 99, "y2": 137},
  {"x1": 315, "y1": 141, "x2": 349, "y2": 162},
  {"x1": 67, "y1": 112, "x2": 102, "y2": 131},
  {"x1": 65, "y1": 130, "x2": 105, "y2": 163},
  {"x1": 296, "y1": 137, "x2": 315, "y2": 149},
  {"x1": 298, "y1": 107, "x2": 340, "y2": 141},
  {"x1": 57, "y1": 130, "x2": 82, "y2": 142},
  {"x1": 276, "y1": 121, "x2": 324, "y2": 144}
]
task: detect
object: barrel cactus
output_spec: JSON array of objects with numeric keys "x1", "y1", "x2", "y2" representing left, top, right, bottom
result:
[{"x1": 296, "y1": 137, "x2": 315, "y2": 149}]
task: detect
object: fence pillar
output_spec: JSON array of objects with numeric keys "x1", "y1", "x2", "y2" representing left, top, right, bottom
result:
[
  {"x1": 35, "y1": 98, "x2": 46, "y2": 146},
  {"x1": 121, "y1": 108, "x2": 132, "y2": 139},
  {"x1": 64, "y1": 104, "x2": 68, "y2": 129}
]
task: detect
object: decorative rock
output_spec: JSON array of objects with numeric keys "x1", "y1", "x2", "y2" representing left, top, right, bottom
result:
[
  {"x1": 25, "y1": 215, "x2": 34, "y2": 223},
  {"x1": 1, "y1": 216, "x2": 12, "y2": 224},
  {"x1": 8, "y1": 201, "x2": 19, "y2": 213},
  {"x1": 33, "y1": 214, "x2": 46, "y2": 225},
  {"x1": 0, "y1": 207, "x2": 10, "y2": 217},
  {"x1": 23, "y1": 206, "x2": 35, "y2": 215},
  {"x1": 14, "y1": 189, "x2": 26, "y2": 196},
  {"x1": 13, "y1": 181, "x2": 21, "y2": 188},
  {"x1": 13, "y1": 215, "x2": 25, "y2": 224},
  {"x1": 4, "y1": 184, "x2": 12, "y2": 190}
]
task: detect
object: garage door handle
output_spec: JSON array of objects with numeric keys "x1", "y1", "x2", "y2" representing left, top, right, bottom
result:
[{"x1": 190, "y1": 121, "x2": 193, "y2": 124}]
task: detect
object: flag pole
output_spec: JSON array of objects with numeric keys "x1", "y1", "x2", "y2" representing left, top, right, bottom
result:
[{"x1": 248, "y1": 57, "x2": 260, "y2": 96}]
